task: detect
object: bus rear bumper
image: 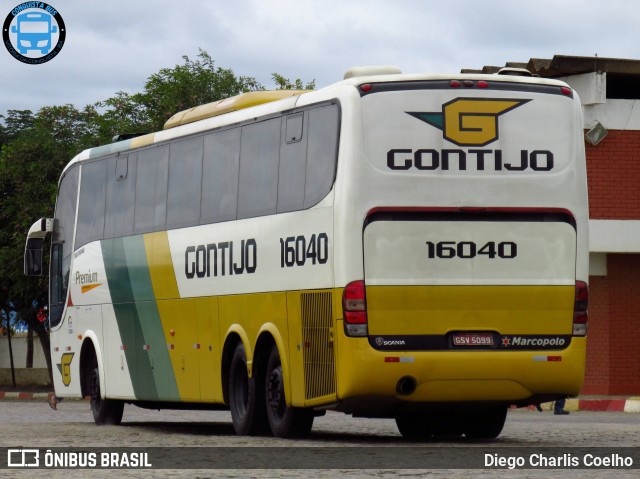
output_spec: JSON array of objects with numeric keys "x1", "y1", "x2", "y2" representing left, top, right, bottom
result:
[{"x1": 334, "y1": 333, "x2": 586, "y2": 416}]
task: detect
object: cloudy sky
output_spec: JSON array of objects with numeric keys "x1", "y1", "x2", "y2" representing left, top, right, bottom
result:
[{"x1": 1, "y1": 0, "x2": 639, "y2": 116}]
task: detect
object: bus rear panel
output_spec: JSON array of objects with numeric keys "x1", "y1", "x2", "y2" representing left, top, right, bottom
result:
[{"x1": 334, "y1": 77, "x2": 588, "y2": 419}]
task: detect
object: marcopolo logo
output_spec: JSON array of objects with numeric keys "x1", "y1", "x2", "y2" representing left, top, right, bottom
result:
[
  {"x1": 501, "y1": 335, "x2": 568, "y2": 350},
  {"x1": 3, "y1": 2, "x2": 66, "y2": 64},
  {"x1": 408, "y1": 98, "x2": 530, "y2": 147}
]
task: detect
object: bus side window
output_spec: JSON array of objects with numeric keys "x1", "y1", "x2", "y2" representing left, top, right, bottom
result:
[
  {"x1": 278, "y1": 113, "x2": 308, "y2": 213},
  {"x1": 167, "y1": 137, "x2": 203, "y2": 229},
  {"x1": 201, "y1": 128, "x2": 241, "y2": 224},
  {"x1": 134, "y1": 146, "x2": 169, "y2": 234},
  {"x1": 237, "y1": 118, "x2": 281, "y2": 219},
  {"x1": 76, "y1": 160, "x2": 107, "y2": 248},
  {"x1": 105, "y1": 155, "x2": 136, "y2": 239},
  {"x1": 304, "y1": 104, "x2": 339, "y2": 208}
]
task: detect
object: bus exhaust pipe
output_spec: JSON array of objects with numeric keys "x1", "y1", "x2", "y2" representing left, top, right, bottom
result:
[{"x1": 396, "y1": 376, "x2": 417, "y2": 395}]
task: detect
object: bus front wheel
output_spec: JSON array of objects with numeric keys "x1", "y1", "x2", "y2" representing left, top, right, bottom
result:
[
  {"x1": 88, "y1": 359, "x2": 123, "y2": 425},
  {"x1": 265, "y1": 346, "x2": 314, "y2": 438}
]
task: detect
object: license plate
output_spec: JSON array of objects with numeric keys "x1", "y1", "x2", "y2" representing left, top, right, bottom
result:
[{"x1": 452, "y1": 333, "x2": 494, "y2": 347}]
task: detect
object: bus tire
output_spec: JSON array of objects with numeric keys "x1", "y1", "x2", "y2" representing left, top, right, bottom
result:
[
  {"x1": 89, "y1": 362, "x2": 123, "y2": 425},
  {"x1": 463, "y1": 406, "x2": 508, "y2": 439},
  {"x1": 229, "y1": 342, "x2": 261, "y2": 435},
  {"x1": 265, "y1": 346, "x2": 314, "y2": 438},
  {"x1": 395, "y1": 414, "x2": 434, "y2": 440}
]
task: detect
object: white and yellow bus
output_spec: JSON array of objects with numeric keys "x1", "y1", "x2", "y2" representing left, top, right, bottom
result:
[{"x1": 25, "y1": 66, "x2": 589, "y2": 439}]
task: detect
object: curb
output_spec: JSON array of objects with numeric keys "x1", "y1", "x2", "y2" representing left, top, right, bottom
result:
[
  {"x1": 513, "y1": 397, "x2": 640, "y2": 413},
  {"x1": 0, "y1": 391, "x2": 55, "y2": 401}
]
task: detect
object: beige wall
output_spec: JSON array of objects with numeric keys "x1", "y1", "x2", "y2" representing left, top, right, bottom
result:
[{"x1": 0, "y1": 334, "x2": 48, "y2": 369}]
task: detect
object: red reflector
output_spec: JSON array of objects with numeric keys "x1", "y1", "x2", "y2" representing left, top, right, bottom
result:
[
  {"x1": 477, "y1": 80, "x2": 489, "y2": 88},
  {"x1": 548, "y1": 356, "x2": 562, "y2": 362},
  {"x1": 385, "y1": 357, "x2": 400, "y2": 363},
  {"x1": 360, "y1": 84, "x2": 373, "y2": 92},
  {"x1": 343, "y1": 280, "x2": 365, "y2": 303},
  {"x1": 345, "y1": 311, "x2": 367, "y2": 324},
  {"x1": 450, "y1": 80, "x2": 461, "y2": 88},
  {"x1": 561, "y1": 86, "x2": 572, "y2": 96},
  {"x1": 573, "y1": 281, "x2": 588, "y2": 335},
  {"x1": 575, "y1": 281, "x2": 588, "y2": 309},
  {"x1": 574, "y1": 312, "x2": 588, "y2": 324}
]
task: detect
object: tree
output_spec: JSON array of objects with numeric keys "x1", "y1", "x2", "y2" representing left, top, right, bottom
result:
[
  {"x1": 97, "y1": 49, "x2": 266, "y2": 136},
  {"x1": 271, "y1": 73, "x2": 316, "y2": 91}
]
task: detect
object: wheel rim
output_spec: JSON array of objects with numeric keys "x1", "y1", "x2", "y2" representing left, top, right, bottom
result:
[{"x1": 267, "y1": 364, "x2": 285, "y2": 420}]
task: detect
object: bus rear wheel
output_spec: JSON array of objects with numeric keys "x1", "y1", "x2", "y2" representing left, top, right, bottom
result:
[
  {"x1": 463, "y1": 406, "x2": 508, "y2": 439},
  {"x1": 396, "y1": 411, "x2": 465, "y2": 440},
  {"x1": 265, "y1": 346, "x2": 314, "y2": 438},
  {"x1": 228, "y1": 342, "x2": 268, "y2": 435},
  {"x1": 88, "y1": 360, "x2": 123, "y2": 425},
  {"x1": 395, "y1": 414, "x2": 434, "y2": 440}
]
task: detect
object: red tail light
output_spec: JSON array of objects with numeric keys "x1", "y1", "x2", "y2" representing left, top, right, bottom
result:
[
  {"x1": 561, "y1": 86, "x2": 573, "y2": 96},
  {"x1": 573, "y1": 280, "x2": 588, "y2": 336},
  {"x1": 343, "y1": 280, "x2": 368, "y2": 337}
]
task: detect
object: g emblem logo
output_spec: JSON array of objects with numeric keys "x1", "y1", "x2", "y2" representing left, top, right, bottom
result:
[
  {"x1": 408, "y1": 98, "x2": 530, "y2": 147},
  {"x1": 57, "y1": 352, "x2": 74, "y2": 386}
]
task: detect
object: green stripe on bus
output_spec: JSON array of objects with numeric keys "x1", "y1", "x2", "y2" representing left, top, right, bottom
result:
[{"x1": 102, "y1": 237, "x2": 179, "y2": 401}]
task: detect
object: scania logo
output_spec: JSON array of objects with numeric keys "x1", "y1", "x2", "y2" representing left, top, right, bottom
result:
[
  {"x1": 375, "y1": 337, "x2": 406, "y2": 347},
  {"x1": 408, "y1": 98, "x2": 530, "y2": 146}
]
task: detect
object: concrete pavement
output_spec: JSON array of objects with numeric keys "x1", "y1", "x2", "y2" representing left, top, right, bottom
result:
[{"x1": 2, "y1": 387, "x2": 639, "y2": 412}]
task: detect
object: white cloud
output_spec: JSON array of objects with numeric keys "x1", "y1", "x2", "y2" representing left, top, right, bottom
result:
[{"x1": 1, "y1": 0, "x2": 640, "y2": 115}]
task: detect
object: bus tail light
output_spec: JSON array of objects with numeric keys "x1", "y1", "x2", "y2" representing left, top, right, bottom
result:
[
  {"x1": 573, "y1": 281, "x2": 588, "y2": 336},
  {"x1": 343, "y1": 280, "x2": 368, "y2": 337}
]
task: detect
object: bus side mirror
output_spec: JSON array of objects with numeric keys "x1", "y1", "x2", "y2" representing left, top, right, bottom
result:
[
  {"x1": 11, "y1": 25, "x2": 17, "y2": 33},
  {"x1": 51, "y1": 25, "x2": 57, "y2": 34},
  {"x1": 24, "y1": 218, "x2": 54, "y2": 277},
  {"x1": 25, "y1": 238, "x2": 44, "y2": 276}
]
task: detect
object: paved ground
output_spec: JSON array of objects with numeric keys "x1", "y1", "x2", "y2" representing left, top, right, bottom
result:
[
  {"x1": 0, "y1": 400, "x2": 639, "y2": 478},
  {"x1": 3, "y1": 386, "x2": 640, "y2": 412}
]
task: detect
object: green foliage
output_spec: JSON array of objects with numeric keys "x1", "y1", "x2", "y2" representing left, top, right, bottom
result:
[
  {"x1": 0, "y1": 50, "x2": 314, "y2": 370},
  {"x1": 97, "y1": 49, "x2": 268, "y2": 135},
  {"x1": 271, "y1": 73, "x2": 316, "y2": 91}
]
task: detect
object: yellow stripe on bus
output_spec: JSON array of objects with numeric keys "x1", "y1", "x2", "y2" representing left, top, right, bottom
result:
[
  {"x1": 144, "y1": 232, "x2": 202, "y2": 401},
  {"x1": 130, "y1": 133, "x2": 155, "y2": 149},
  {"x1": 143, "y1": 232, "x2": 180, "y2": 300}
]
